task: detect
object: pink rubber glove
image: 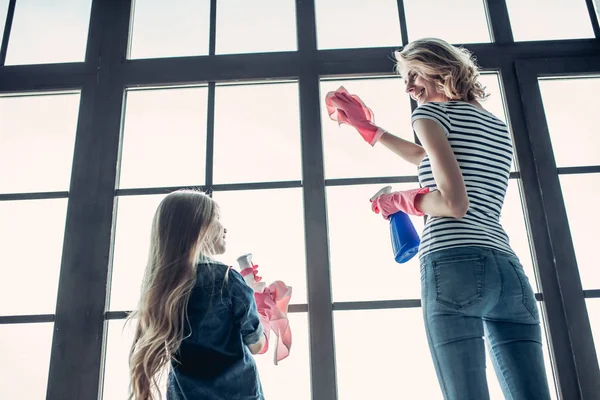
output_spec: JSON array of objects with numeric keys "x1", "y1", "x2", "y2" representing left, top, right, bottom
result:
[
  {"x1": 325, "y1": 86, "x2": 384, "y2": 146},
  {"x1": 241, "y1": 263, "x2": 262, "y2": 283},
  {"x1": 371, "y1": 187, "x2": 430, "y2": 218}
]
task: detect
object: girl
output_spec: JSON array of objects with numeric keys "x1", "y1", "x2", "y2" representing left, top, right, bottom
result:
[
  {"x1": 128, "y1": 189, "x2": 266, "y2": 400},
  {"x1": 327, "y1": 38, "x2": 551, "y2": 400}
]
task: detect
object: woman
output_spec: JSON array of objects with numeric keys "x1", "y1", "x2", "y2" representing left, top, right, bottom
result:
[
  {"x1": 327, "y1": 38, "x2": 551, "y2": 400},
  {"x1": 128, "y1": 190, "x2": 266, "y2": 400}
]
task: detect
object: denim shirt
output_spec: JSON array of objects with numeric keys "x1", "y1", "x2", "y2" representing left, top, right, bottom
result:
[{"x1": 167, "y1": 261, "x2": 264, "y2": 400}]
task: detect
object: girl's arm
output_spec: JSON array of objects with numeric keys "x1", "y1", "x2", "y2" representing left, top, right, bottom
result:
[{"x1": 247, "y1": 333, "x2": 266, "y2": 355}]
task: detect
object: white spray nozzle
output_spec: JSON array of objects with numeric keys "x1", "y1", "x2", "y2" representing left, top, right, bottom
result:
[
  {"x1": 370, "y1": 185, "x2": 392, "y2": 201},
  {"x1": 236, "y1": 253, "x2": 253, "y2": 270}
]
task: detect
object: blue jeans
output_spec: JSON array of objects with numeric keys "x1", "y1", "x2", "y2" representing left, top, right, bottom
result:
[{"x1": 420, "y1": 246, "x2": 552, "y2": 400}]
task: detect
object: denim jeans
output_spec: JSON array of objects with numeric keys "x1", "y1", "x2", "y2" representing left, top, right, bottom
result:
[{"x1": 420, "y1": 246, "x2": 551, "y2": 400}]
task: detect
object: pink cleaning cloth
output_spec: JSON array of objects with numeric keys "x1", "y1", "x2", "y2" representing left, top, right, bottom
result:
[
  {"x1": 254, "y1": 281, "x2": 293, "y2": 365},
  {"x1": 324, "y1": 86, "x2": 384, "y2": 146}
]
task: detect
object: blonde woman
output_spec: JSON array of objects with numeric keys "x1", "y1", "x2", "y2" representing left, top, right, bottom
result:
[
  {"x1": 128, "y1": 190, "x2": 266, "y2": 400},
  {"x1": 327, "y1": 38, "x2": 551, "y2": 400}
]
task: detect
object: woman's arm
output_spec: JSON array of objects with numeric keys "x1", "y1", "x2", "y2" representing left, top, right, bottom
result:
[
  {"x1": 412, "y1": 119, "x2": 469, "y2": 218},
  {"x1": 378, "y1": 131, "x2": 427, "y2": 166}
]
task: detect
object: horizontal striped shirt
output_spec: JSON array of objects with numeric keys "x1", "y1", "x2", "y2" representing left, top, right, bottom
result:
[{"x1": 414, "y1": 101, "x2": 516, "y2": 260}]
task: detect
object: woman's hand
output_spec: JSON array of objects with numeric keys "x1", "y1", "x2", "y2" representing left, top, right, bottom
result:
[
  {"x1": 371, "y1": 187, "x2": 430, "y2": 219},
  {"x1": 325, "y1": 87, "x2": 384, "y2": 146}
]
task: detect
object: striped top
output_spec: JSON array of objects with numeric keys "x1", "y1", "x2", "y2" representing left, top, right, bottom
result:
[{"x1": 413, "y1": 101, "x2": 516, "y2": 260}]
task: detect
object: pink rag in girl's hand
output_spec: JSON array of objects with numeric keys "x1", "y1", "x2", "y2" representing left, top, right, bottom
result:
[{"x1": 254, "y1": 281, "x2": 293, "y2": 365}]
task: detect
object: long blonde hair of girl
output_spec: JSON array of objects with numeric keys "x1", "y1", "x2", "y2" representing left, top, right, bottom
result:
[{"x1": 127, "y1": 189, "x2": 220, "y2": 400}]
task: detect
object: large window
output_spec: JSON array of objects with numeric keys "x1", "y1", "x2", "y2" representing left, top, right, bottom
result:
[{"x1": 1, "y1": 1, "x2": 599, "y2": 399}]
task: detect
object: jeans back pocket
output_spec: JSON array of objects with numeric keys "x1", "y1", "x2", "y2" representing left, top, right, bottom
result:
[{"x1": 433, "y1": 254, "x2": 485, "y2": 309}]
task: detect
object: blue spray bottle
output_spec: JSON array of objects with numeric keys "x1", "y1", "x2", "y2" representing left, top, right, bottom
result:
[{"x1": 370, "y1": 186, "x2": 421, "y2": 263}]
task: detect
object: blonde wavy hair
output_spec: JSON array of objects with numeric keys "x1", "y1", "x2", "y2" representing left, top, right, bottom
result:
[
  {"x1": 127, "y1": 189, "x2": 221, "y2": 400},
  {"x1": 394, "y1": 37, "x2": 488, "y2": 101}
]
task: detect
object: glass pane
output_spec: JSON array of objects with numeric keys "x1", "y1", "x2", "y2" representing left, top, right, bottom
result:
[
  {"x1": 213, "y1": 188, "x2": 307, "y2": 303},
  {"x1": 103, "y1": 314, "x2": 308, "y2": 400},
  {"x1": 103, "y1": 319, "x2": 167, "y2": 400},
  {"x1": 315, "y1": 0, "x2": 401, "y2": 49},
  {"x1": 559, "y1": 173, "x2": 600, "y2": 289},
  {"x1": 539, "y1": 77, "x2": 600, "y2": 168},
  {"x1": 0, "y1": 323, "x2": 54, "y2": 399},
  {"x1": 0, "y1": 0, "x2": 9, "y2": 45},
  {"x1": 404, "y1": 0, "x2": 491, "y2": 43},
  {"x1": 119, "y1": 87, "x2": 208, "y2": 189},
  {"x1": 506, "y1": 0, "x2": 595, "y2": 41},
  {"x1": 502, "y1": 179, "x2": 537, "y2": 289},
  {"x1": 129, "y1": 0, "x2": 210, "y2": 59},
  {"x1": 335, "y1": 308, "x2": 556, "y2": 399},
  {"x1": 5, "y1": 0, "x2": 92, "y2": 65},
  {"x1": 326, "y1": 183, "x2": 425, "y2": 301},
  {"x1": 320, "y1": 77, "x2": 414, "y2": 179},
  {"x1": 253, "y1": 313, "x2": 311, "y2": 400},
  {"x1": 480, "y1": 73, "x2": 507, "y2": 125},
  {"x1": 0, "y1": 199, "x2": 67, "y2": 315},
  {"x1": 0, "y1": 93, "x2": 80, "y2": 194},
  {"x1": 213, "y1": 83, "x2": 301, "y2": 184},
  {"x1": 216, "y1": 0, "x2": 296, "y2": 54},
  {"x1": 110, "y1": 194, "x2": 166, "y2": 311},
  {"x1": 586, "y1": 298, "x2": 600, "y2": 365},
  {"x1": 334, "y1": 308, "x2": 440, "y2": 398}
]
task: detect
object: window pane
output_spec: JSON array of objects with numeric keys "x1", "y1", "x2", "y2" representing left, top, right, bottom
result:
[
  {"x1": 0, "y1": 0, "x2": 9, "y2": 45},
  {"x1": 404, "y1": 0, "x2": 491, "y2": 43},
  {"x1": 103, "y1": 314, "x2": 308, "y2": 400},
  {"x1": 212, "y1": 188, "x2": 307, "y2": 303},
  {"x1": 103, "y1": 319, "x2": 167, "y2": 400},
  {"x1": 334, "y1": 309, "x2": 440, "y2": 398},
  {"x1": 335, "y1": 308, "x2": 556, "y2": 399},
  {"x1": 129, "y1": 0, "x2": 210, "y2": 59},
  {"x1": 0, "y1": 93, "x2": 80, "y2": 194},
  {"x1": 109, "y1": 194, "x2": 165, "y2": 311},
  {"x1": 480, "y1": 73, "x2": 507, "y2": 125},
  {"x1": 327, "y1": 183, "x2": 425, "y2": 301},
  {"x1": 502, "y1": 179, "x2": 537, "y2": 290},
  {"x1": 119, "y1": 87, "x2": 208, "y2": 189},
  {"x1": 506, "y1": 0, "x2": 595, "y2": 41},
  {"x1": 559, "y1": 173, "x2": 600, "y2": 289},
  {"x1": 213, "y1": 83, "x2": 301, "y2": 184},
  {"x1": 216, "y1": 0, "x2": 296, "y2": 54},
  {"x1": 0, "y1": 323, "x2": 53, "y2": 399},
  {"x1": 5, "y1": 0, "x2": 92, "y2": 65},
  {"x1": 0, "y1": 199, "x2": 67, "y2": 315},
  {"x1": 320, "y1": 77, "x2": 414, "y2": 179},
  {"x1": 315, "y1": 0, "x2": 401, "y2": 49},
  {"x1": 539, "y1": 77, "x2": 600, "y2": 168},
  {"x1": 253, "y1": 313, "x2": 310, "y2": 400},
  {"x1": 586, "y1": 299, "x2": 600, "y2": 365}
]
